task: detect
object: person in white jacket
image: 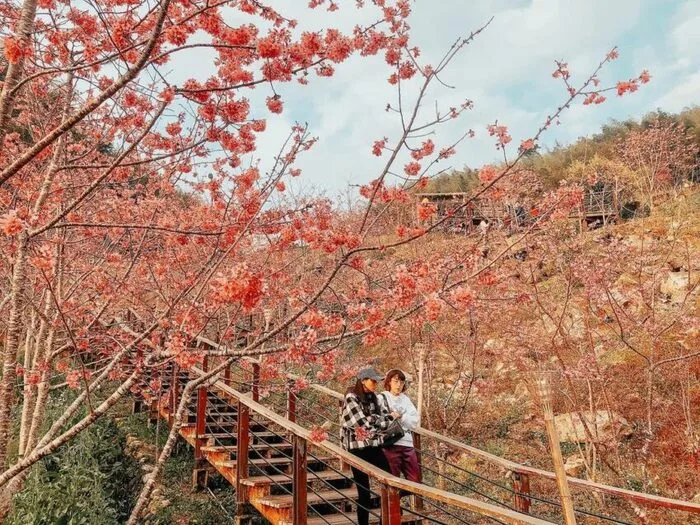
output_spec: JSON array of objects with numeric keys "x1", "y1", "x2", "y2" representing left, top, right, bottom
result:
[{"x1": 379, "y1": 369, "x2": 422, "y2": 482}]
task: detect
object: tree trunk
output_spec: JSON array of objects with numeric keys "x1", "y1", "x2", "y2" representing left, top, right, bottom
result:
[
  {"x1": 17, "y1": 308, "x2": 37, "y2": 456},
  {"x1": 0, "y1": 0, "x2": 38, "y2": 144},
  {"x1": 0, "y1": 235, "x2": 29, "y2": 468},
  {"x1": 127, "y1": 384, "x2": 194, "y2": 524}
]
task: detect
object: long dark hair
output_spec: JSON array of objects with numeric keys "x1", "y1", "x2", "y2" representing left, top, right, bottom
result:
[{"x1": 347, "y1": 379, "x2": 379, "y2": 414}]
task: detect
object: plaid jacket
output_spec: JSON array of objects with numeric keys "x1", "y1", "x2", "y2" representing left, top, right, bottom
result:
[{"x1": 341, "y1": 392, "x2": 393, "y2": 450}]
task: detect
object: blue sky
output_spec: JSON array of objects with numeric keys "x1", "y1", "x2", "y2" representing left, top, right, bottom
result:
[{"x1": 175, "y1": 1, "x2": 700, "y2": 199}]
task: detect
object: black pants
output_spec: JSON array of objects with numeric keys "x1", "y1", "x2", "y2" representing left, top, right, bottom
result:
[{"x1": 350, "y1": 447, "x2": 391, "y2": 525}]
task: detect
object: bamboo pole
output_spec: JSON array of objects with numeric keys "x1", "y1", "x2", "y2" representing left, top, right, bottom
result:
[
  {"x1": 536, "y1": 373, "x2": 577, "y2": 525},
  {"x1": 415, "y1": 342, "x2": 426, "y2": 423}
]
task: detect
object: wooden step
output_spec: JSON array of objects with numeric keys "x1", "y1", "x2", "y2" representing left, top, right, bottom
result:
[
  {"x1": 279, "y1": 510, "x2": 420, "y2": 525},
  {"x1": 258, "y1": 487, "x2": 358, "y2": 508},
  {"x1": 200, "y1": 443, "x2": 293, "y2": 454},
  {"x1": 217, "y1": 456, "x2": 336, "y2": 468},
  {"x1": 240, "y1": 469, "x2": 349, "y2": 487},
  {"x1": 184, "y1": 412, "x2": 238, "y2": 420},
  {"x1": 198, "y1": 431, "x2": 279, "y2": 440}
]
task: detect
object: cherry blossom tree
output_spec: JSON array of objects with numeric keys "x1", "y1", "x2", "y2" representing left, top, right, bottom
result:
[
  {"x1": 0, "y1": 0, "x2": 650, "y2": 518},
  {"x1": 619, "y1": 118, "x2": 698, "y2": 212}
]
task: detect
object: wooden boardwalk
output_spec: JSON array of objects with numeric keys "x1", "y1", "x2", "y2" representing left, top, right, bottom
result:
[{"x1": 416, "y1": 189, "x2": 619, "y2": 233}]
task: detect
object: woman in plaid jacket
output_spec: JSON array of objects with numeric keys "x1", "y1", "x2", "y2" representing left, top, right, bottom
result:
[{"x1": 341, "y1": 367, "x2": 400, "y2": 525}]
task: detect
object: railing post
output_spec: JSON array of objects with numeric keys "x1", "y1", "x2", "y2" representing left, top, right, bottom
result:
[
  {"x1": 168, "y1": 364, "x2": 179, "y2": 427},
  {"x1": 512, "y1": 471, "x2": 531, "y2": 514},
  {"x1": 224, "y1": 359, "x2": 231, "y2": 384},
  {"x1": 292, "y1": 435, "x2": 308, "y2": 525},
  {"x1": 339, "y1": 399, "x2": 349, "y2": 472},
  {"x1": 194, "y1": 386, "x2": 207, "y2": 457},
  {"x1": 286, "y1": 379, "x2": 296, "y2": 423},
  {"x1": 193, "y1": 383, "x2": 208, "y2": 488},
  {"x1": 252, "y1": 362, "x2": 260, "y2": 402},
  {"x1": 235, "y1": 401, "x2": 250, "y2": 502},
  {"x1": 412, "y1": 433, "x2": 425, "y2": 511},
  {"x1": 235, "y1": 400, "x2": 252, "y2": 524},
  {"x1": 381, "y1": 484, "x2": 402, "y2": 525}
]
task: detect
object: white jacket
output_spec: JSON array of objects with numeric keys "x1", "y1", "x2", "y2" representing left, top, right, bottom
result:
[{"x1": 379, "y1": 391, "x2": 419, "y2": 448}]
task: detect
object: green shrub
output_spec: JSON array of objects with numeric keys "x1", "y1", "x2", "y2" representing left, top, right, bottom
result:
[{"x1": 8, "y1": 416, "x2": 140, "y2": 525}]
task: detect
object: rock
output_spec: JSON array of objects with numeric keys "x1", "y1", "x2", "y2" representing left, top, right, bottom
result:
[
  {"x1": 693, "y1": 494, "x2": 700, "y2": 504},
  {"x1": 659, "y1": 272, "x2": 693, "y2": 305},
  {"x1": 554, "y1": 411, "x2": 632, "y2": 443},
  {"x1": 666, "y1": 257, "x2": 685, "y2": 272},
  {"x1": 623, "y1": 235, "x2": 646, "y2": 250},
  {"x1": 563, "y1": 455, "x2": 586, "y2": 477},
  {"x1": 483, "y1": 339, "x2": 504, "y2": 353},
  {"x1": 514, "y1": 381, "x2": 531, "y2": 401}
]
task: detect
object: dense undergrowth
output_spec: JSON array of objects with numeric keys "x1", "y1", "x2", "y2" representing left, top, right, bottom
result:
[
  {"x1": 7, "y1": 396, "x2": 140, "y2": 525},
  {"x1": 9, "y1": 394, "x2": 239, "y2": 525}
]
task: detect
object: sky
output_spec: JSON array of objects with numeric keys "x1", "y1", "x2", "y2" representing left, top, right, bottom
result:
[{"x1": 173, "y1": 0, "x2": 700, "y2": 199}]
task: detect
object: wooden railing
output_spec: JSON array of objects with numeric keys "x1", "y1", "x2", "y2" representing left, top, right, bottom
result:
[{"x1": 187, "y1": 364, "x2": 552, "y2": 525}]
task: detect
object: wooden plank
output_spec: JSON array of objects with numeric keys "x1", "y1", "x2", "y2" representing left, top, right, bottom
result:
[
  {"x1": 280, "y1": 510, "x2": 422, "y2": 525},
  {"x1": 217, "y1": 456, "x2": 336, "y2": 468},
  {"x1": 200, "y1": 443, "x2": 293, "y2": 453},
  {"x1": 240, "y1": 469, "x2": 347, "y2": 487},
  {"x1": 260, "y1": 487, "x2": 356, "y2": 509}
]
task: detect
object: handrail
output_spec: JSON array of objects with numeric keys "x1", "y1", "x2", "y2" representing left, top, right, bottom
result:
[
  {"x1": 121, "y1": 308, "x2": 700, "y2": 515},
  {"x1": 413, "y1": 428, "x2": 700, "y2": 514},
  {"x1": 190, "y1": 365, "x2": 553, "y2": 525}
]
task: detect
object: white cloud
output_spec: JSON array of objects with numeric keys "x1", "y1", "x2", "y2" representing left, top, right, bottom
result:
[
  {"x1": 653, "y1": 72, "x2": 700, "y2": 112},
  {"x1": 170, "y1": 1, "x2": 699, "y2": 195}
]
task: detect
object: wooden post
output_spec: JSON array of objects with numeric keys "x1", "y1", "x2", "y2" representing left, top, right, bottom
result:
[
  {"x1": 236, "y1": 401, "x2": 250, "y2": 504},
  {"x1": 536, "y1": 374, "x2": 577, "y2": 525},
  {"x1": 194, "y1": 386, "x2": 207, "y2": 459},
  {"x1": 193, "y1": 383, "x2": 208, "y2": 488},
  {"x1": 512, "y1": 471, "x2": 531, "y2": 514},
  {"x1": 381, "y1": 485, "x2": 402, "y2": 525},
  {"x1": 339, "y1": 399, "x2": 349, "y2": 472},
  {"x1": 169, "y1": 364, "x2": 179, "y2": 427},
  {"x1": 224, "y1": 360, "x2": 231, "y2": 384},
  {"x1": 292, "y1": 435, "x2": 308, "y2": 525},
  {"x1": 252, "y1": 362, "x2": 260, "y2": 402},
  {"x1": 286, "y1": 379, "x2": 296, "y2": 423},
  {"x1": 412, "y1": 433, "x2": 425, "y2": 511}
]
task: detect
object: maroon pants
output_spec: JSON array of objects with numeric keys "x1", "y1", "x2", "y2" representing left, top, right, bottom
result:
[{"x1": 383, "y1": 444, "x2": 422, "y2": 482}]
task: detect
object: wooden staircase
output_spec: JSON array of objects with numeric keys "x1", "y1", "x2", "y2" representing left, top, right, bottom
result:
[{"x1": 136, "y1": 366, "x2": 431, "y2": 525}]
